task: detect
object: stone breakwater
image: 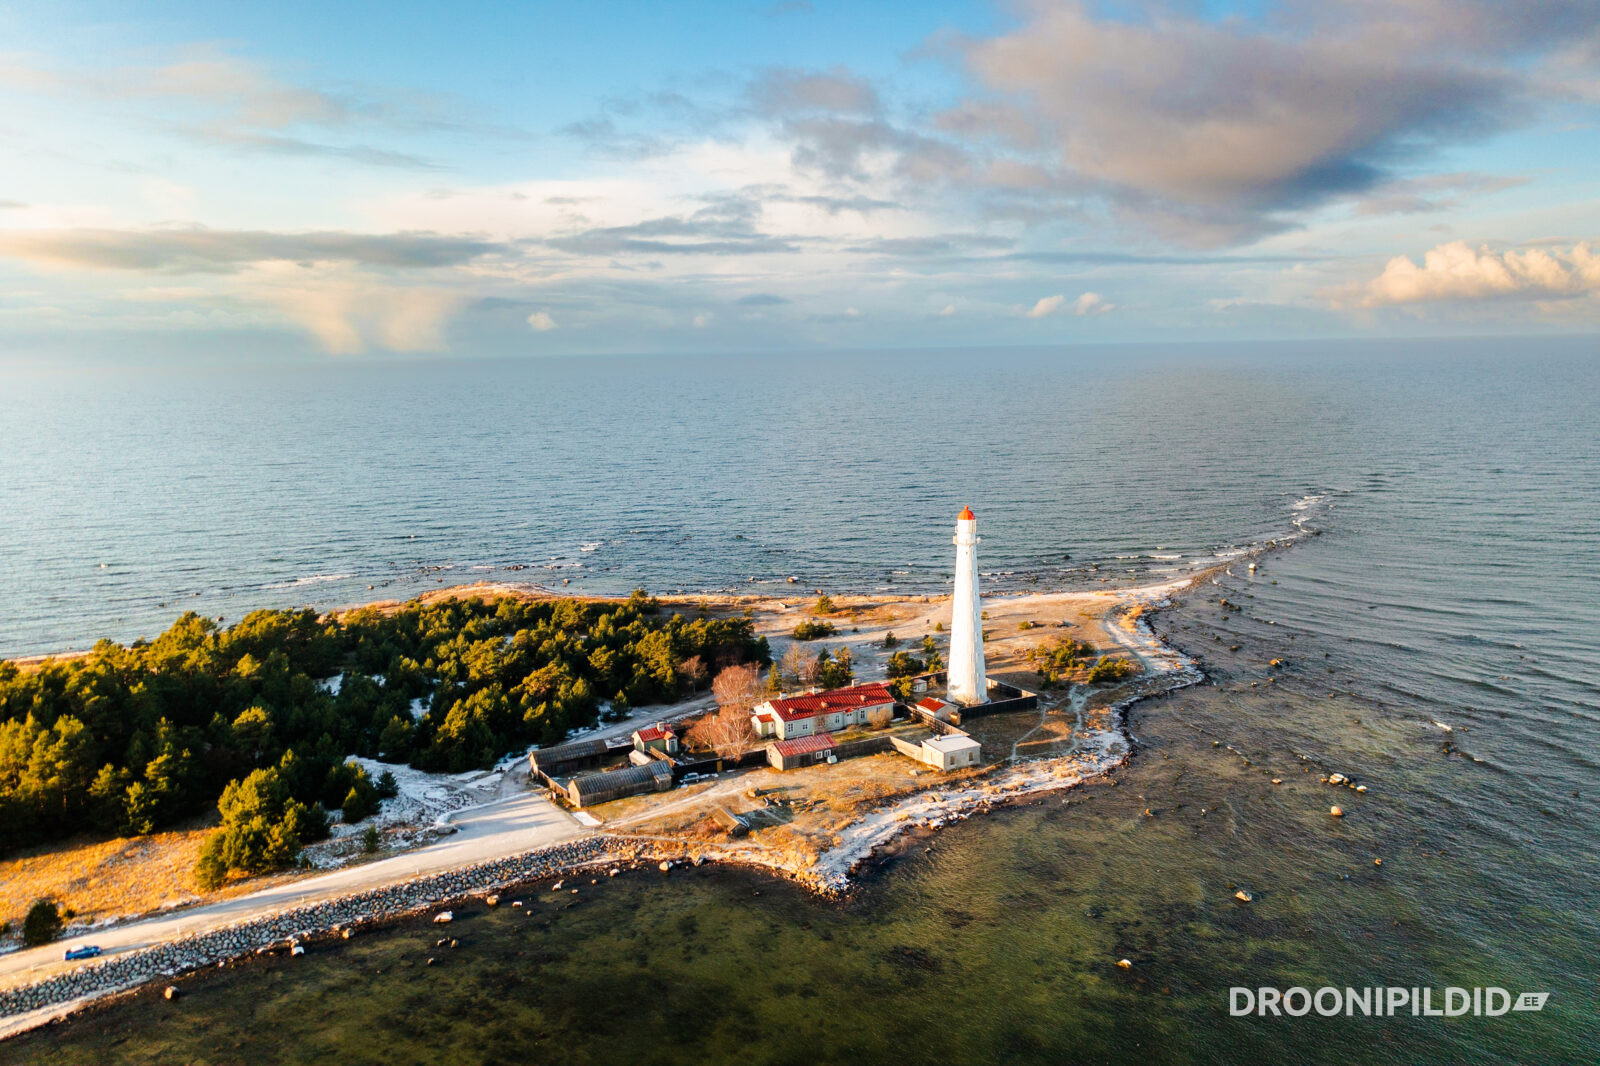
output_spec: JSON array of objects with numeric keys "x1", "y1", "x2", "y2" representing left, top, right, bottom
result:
[{"x1": 0, "y1": 836, "x2": 632, "y2": 1025}]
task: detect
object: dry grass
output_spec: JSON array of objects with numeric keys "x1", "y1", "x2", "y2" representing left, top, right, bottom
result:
[{"x1": 0, "y1": 823, "x2": 295, "y2": 943}]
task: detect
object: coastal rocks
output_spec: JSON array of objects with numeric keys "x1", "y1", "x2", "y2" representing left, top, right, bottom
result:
[
  {"x1": 432, "y1": 911, "x2": 453, "y2": 924},
  {"x1": 484, "y1": 895, "x2": 499, "y2": 907},
  {"x1": 1234, "y1": 890, "x2": 1253, "y2": 902},
  {"x1": 0, "y1": 836, "x2": 623, "y2": 1026},
  {"x1": 163, "y1": 985, "x2": 180, "y2": 1001},
  {"x1": 1116, "y1": 959, "x2": 1133, "y2": 970},
  {"x1": 1330, "y1": 806, "x2": 1344, "y2": 817}
]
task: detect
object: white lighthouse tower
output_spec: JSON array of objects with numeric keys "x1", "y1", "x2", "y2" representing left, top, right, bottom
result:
[{"x1": 947, "y1": 505, "x2": 987, "y2": 705}]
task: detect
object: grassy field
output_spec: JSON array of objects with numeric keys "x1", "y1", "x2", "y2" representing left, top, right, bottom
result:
[{"x1": 0, "y1": 820, "x2": 299, "y2": 950}]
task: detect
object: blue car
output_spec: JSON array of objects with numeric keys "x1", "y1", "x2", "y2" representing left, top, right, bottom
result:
[{"x1": 63, "y1": 945, "x2": 102, "y2": 961}]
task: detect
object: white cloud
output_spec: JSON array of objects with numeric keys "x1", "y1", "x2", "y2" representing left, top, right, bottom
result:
[
  {"x1": 1359, "y1": 241, "x2": 1600, "y2": 306},
  {"x1": 1071, "y1": 291, "x2": 1114, "y2": 315},
  {"x1": 526, "y1": 310, "x2": 557, "y2": 331},
  {"x1": 692, "y1": 312, "x2": 712, "y2": 328},
  {"x1": 937, "y1": 304, "x2": 956, "y2": 316},
  {"x1": 260, "y1": 271, "x2": 463, "y2": 354},
  {"x1": 1027, "y1": 291, "x2": 1114, "y2": 318},
  {"x1": 1026, "y1": 294, "x2": 1066, "y2": 318}
]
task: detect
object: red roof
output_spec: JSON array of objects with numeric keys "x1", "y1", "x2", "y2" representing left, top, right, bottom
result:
[
  {"x1": 765, "y1": 682, "x2": 895, "y2": 722},
  {"x1": 958, "y1": 505, "x2": 975, "y2": 521},
  {"x1": 916, "y1": 697, "x2": 949, "y2": 712},
  {"x1": 772, "y1": 733, "x2": 837, "y2": 758},
  {"x1": 754, "y1": 713, "x2": 776, "y2": 724},
  {"x1": 634, "y1": 724, "x2": 675, "y2": 742}
]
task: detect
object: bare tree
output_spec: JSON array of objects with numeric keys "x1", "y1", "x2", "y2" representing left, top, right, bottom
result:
[
  {"x1": 688, "y1": 707, "x2": 756, "y2": 760},
  {"x1": 677, "y1": 654, "x2": 708, "y2": 693},
  {"x1": 865, "y1": 705, "x2": 893, "y2": 729},
  {"x1": 712, "y1": 663, "x2": 762, "y2": 716},
  {"x1": 779, "y1": 644, "x2": 809, "y2": 688},
  {"x1": 795, "y1": 650, "x2": 821, "y2": 688}
]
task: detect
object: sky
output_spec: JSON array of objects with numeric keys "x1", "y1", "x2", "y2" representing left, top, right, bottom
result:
[{"x1": 2, "y1": 0, "x2": 1598, "y2": 361}]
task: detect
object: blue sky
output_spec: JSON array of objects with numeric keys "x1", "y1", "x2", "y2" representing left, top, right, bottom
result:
[{"x1": 2, "y1": 0, "x2": 1598, "y2": 360}]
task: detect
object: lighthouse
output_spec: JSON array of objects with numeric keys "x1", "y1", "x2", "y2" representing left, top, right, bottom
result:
[{"x1": 947, "y1": 505, "x2": 987, "y2": 705}]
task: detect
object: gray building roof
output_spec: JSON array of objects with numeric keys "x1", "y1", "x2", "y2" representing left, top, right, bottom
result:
[{"x1": 568, "y1": 760, "x2": 672, "y2": 801}]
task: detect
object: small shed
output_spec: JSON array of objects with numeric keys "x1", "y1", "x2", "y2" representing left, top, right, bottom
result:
[
  {"x1": 632, "y1": 723, "x2": 679, "y2": 755},
  {"x1": 567, "y1": 761, "x2": 673, "y2": 807},
  {"x1": 920, "y1": 734, "x2": 982, "y2": 771},
  {"x1": 916, "y1": 696, "x2": 955, "y2": 722},
  {"x1": 768, "y1": 733, "x2": 837, "y2": 771}
]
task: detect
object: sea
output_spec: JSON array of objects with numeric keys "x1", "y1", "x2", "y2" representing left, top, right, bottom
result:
[{"x1": 1, "y1": 338, "x2": 1597, "y2": 1064}]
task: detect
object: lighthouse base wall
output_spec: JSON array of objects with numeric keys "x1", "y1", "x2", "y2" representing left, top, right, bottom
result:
[{"x1": 915, "y1": 675, "x2": 1038, "y2": 718}]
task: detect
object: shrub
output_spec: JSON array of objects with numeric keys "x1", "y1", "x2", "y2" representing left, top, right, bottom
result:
[
  {"x1": 814, "y1": 595, "x2": 835, "y2": 615},
  {"x1": 888, "y1": 677, "x2": 914, "y2": 702},
  {"x1": 882, "y1": 632, "x2": 899, "y2": 648},
  {"x1": 815, "y1": 647, "x2": 854, "y2": 690},
  {"x1": 791, "y1": 621, "x2": 837, "y2": 641},
  {"x1": 22, "y1": 899, "x2": 62, "y2": 946},
  {"x1": 194, "y1": 762, "x2": 330, "y2": 889},
  {"x1": 886, "y1": 651, "x2": 926, "y2": 679},
  {"x1": 1087, "y1": 656, "x2": 1138, "y2": 684},
  {"x1": 361, "y1": 824, "x2": 381, "y2": 854}
]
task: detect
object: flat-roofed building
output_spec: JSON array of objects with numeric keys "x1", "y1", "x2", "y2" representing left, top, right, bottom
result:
[{"x1": 919, "y1": 734, "x2": 982, "y2": 771}]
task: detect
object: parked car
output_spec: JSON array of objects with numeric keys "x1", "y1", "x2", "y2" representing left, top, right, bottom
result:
[
  {"x1": 679, "y1": 772, "x2": 701, "y2": 785},
  {"x1": 63, "y1": 945, "x2": 102, "y2": 961}
]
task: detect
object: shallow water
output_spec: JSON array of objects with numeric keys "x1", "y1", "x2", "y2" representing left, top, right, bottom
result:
[{"x1": 3, "y1": 339, "x2": 1597, "y2": 1063}]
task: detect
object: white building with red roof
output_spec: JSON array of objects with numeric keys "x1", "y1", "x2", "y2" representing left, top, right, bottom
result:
[
  {"x1": 750, "y1": 682, "x2": 896, "y2": 740},
  {"x1": 631, "y1": 722, "x2": 679, "y2": 755}
]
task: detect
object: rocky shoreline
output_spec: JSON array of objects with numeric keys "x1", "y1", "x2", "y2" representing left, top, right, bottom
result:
[{"x1": 1, "y1": 588, "x2": 1212, "y2": 1041}]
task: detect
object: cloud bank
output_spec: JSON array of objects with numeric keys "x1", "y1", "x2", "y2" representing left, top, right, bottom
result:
[{"x1": 1361, "y1": 241, "x2": 1600, "y2": 306}]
